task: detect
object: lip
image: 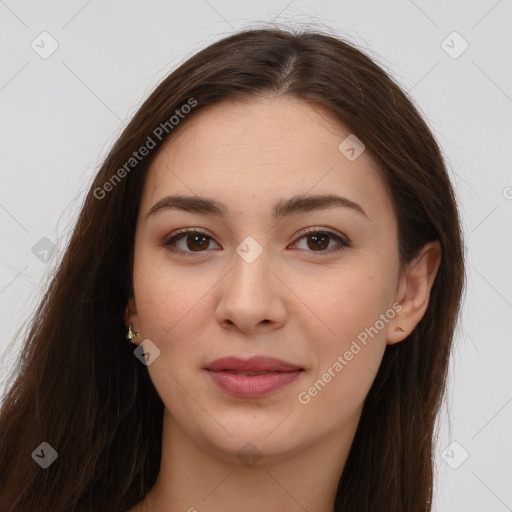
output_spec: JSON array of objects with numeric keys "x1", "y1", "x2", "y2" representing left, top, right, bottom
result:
[
  {"x1": 204, "y1": 356, "x2": 305, "y2": 398},
  {"x1": 205, "y1": 356, "x2": 303, "y2": 373}
]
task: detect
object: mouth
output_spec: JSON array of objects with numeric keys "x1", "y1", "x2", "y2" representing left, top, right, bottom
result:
[{"x1": 204, "y1": 356, "x2": 305, "y2": 398}]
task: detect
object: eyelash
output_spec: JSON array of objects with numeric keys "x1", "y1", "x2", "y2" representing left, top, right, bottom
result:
[{"x1": 161, "y1": 227, "x2": 350, "y2": 257}]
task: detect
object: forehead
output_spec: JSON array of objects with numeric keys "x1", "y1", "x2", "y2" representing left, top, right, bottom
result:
[{"x1": 141, "y1": 96, "x2": 394, "y2": 225}]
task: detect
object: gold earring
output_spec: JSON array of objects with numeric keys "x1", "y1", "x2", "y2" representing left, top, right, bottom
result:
[{"x1": 126, "y1": 325, "x2": 140, "y2": 341}]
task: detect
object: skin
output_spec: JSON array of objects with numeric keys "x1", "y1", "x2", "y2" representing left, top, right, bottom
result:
[{"x1": 124, "y1": 96, "x2": 441, "y2": 512}]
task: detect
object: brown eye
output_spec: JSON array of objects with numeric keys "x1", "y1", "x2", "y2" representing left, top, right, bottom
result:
[
  {"x1": 306, "y1": 232, "x2": 330, "y2": 251},
  {"x1": 163, "y1": 229, "x2": 219, "y2": 255},
  {"x1": 182, "y1": 233, "x2": 210, "y2": 251},
  {"x1": 292, "y1": 229, "x2": 349, "y2": 255}
]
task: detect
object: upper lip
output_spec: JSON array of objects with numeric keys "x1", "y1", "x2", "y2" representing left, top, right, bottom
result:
[{"x1": 205, "y1": 356, "x2": 304, "y2": 372}]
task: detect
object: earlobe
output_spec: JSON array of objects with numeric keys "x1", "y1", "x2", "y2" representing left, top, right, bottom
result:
[
  {"x1": 387, "y1": 240, "x2": 442, "y2": 345},
  {"x1": 124, "y1": 296, "x2": 141, "y2": 344}
]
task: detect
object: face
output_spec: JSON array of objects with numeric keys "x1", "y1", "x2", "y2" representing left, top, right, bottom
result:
[{"x1": 126, "y1": 96, "x2": 404, "y2": 463}]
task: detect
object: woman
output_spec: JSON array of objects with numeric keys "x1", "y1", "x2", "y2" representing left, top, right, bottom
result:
[{"x1": 0, "y1": 27, "x2": 465, "y2": 512}]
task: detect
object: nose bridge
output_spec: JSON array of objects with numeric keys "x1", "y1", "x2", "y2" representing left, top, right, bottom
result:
[
  {"x1": 216, "y1": 235, "x2": 286, "y2": 329},
  {"x1": 230, "y1": 235, "x2": 273, "y2": 299}
]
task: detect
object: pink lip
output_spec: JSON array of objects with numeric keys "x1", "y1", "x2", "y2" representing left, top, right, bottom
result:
[{"x1": 205, "y1": 356, "x2": 304, "y2": 398}]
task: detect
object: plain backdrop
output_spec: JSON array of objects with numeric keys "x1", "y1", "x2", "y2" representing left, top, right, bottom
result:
[{"x1": 1, "y1": 1, "x2": 511, "y2": 510}]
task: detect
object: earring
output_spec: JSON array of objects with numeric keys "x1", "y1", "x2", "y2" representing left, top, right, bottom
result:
[
  {"x1": 126, "y1": 324, "x2": 140, "y2": 341},
  {"x1": 394, "y1": 326, "x2": 405, "y2": 333}
]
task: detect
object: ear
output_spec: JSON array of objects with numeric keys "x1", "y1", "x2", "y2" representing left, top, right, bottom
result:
[
  {"x1": 387, "y1": 240, "x2": 442, "y2": 345},
  {"x1": 124, "y1": 295, "x2": 142, "y2": 346}
]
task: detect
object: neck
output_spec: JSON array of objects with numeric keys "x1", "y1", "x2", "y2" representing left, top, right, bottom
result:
[{"x1": 142, "y1": 407, "x2": 359, "y2": 512}]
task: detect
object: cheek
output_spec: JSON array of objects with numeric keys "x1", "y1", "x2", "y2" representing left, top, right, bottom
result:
[
  {"x1": 299, "y1": 309, "x2": 388, "y2": 429},
  {"x1": 132, "y1": 258, "x2": 207, "y2": 415},
  {"x1": 299, "y1": 264, "x2": 394, "y2": 414},
  {"x1": 133, "y1": 246, "x2": 206, "y2": 336},
  {"x1": 132, "y1": 253, "x2": 218, "y2": 400},
  {"x1": 318, "y1": 261, "x2": 395, "y2": 343},
  {"x1": 319, "y1": 291, "x2": 389, "y2": 374}
]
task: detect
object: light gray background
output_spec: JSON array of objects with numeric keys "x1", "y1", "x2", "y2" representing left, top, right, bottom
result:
[{"x1": 1, "y1": 1, "x2": 511, "y2": 510}]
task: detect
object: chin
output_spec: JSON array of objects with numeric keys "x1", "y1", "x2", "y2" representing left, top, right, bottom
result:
[{"x1": 195, "y1": 418, "x2": 306, "y2": 465}]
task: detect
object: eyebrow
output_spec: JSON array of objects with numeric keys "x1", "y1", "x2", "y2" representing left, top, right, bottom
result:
[{"x1": 145, "y1": 193, "x2": 369, "y2": 221}]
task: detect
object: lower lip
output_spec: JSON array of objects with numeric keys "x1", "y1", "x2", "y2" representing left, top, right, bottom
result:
[{"x1": 206, "y1": 370, "x2": 303, "y2": 398}]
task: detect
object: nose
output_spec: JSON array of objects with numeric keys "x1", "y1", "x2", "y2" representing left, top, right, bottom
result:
[{"x1": 214, "y1": 251, "x2": 287, "y2": 334}]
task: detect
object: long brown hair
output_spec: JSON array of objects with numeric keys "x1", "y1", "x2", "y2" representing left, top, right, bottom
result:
[{"x1": 0, "y1": 26, "x2": 465, "y2": 511}]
